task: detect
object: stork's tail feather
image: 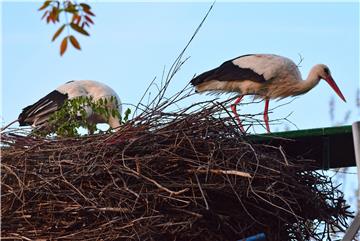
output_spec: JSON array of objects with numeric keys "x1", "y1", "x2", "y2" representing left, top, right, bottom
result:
[
  {"x1": 18, "y1": 90, "x2": 68, "y2": 127},
  {"x1": 190, "y1": 68, "x2": 218, "y2": 86}
]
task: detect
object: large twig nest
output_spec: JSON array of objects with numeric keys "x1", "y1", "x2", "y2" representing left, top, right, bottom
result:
[{"x1": 1, "y1": 99, "x2": 352, "y2": 241}]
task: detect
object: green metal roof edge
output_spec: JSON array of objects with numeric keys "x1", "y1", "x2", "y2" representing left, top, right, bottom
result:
[{"x1": 248, "y1": 125, "x2": 352, "y2": 141}]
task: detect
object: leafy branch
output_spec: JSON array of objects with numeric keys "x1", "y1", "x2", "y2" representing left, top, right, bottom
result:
[
  {"x1": 35, "y1": 96, "x2": 130, "y2": 137},
  {"x1": 39, "y1": 0, "x2": 95, "y2": 56}
]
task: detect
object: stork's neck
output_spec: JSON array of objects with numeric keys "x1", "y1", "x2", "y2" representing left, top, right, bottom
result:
[{"x1": 296, "y1": 66, "x2": 321, "y2": 95}]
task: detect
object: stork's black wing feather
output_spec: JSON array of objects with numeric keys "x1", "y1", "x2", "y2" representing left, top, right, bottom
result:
[
  {"x1": 18, "y1": 90, "x2": 68, "y2": 126},
  {"x1": 212, "y1": 60, "x2": 267, "y2": 83},
  {"x1": 190, "y1": 67, "x2": 219, "y2": 86},
  {"x1": 190, "y1": 54, "x2": 266, "y2": 87}
]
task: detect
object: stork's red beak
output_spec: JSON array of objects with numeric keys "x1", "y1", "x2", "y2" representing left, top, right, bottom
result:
[{"x1": 325, "y1": 76, "x2": 346, "y2": 102}]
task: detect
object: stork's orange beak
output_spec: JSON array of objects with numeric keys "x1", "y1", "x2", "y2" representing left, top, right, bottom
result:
[{"x1": 325, "y1": 76, "x2": 346, "y2": 102}]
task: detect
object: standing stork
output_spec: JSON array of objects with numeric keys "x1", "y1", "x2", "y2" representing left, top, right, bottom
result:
[
  {"x1": 18, "y1": 80, "x2": 122, "y2": 130},
  {"x1": 190, "y1": 54, "x2": 346, "y2": 133}
]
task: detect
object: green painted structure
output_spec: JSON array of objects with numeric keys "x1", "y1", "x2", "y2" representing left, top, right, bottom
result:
[{"x1": 248, "y1": 125, "x2": 355, "y2": 169}]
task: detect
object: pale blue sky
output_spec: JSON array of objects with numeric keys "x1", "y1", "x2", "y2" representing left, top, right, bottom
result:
[
  {"x1": 1, "y1": 2, "x2": 359, "y2": 131},
  {"x1": 1, "y1": 0, "x2": 360, "y2": 224}
]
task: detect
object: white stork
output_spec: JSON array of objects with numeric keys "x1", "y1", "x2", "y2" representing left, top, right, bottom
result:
[
  {"x1": 190, "y1": 54, "x2": 346, "y2": 133},
  {"x1": 18, "y1": 80, "x2": 122, "y2": 130}
]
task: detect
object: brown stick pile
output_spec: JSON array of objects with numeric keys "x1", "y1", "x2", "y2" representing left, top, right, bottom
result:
[
  {"x1": 0, "y1": 6, "x2": 353, "y2": 239},
  {"x1": 1, "y1": 98, "x2": 353, "y2": 241}
]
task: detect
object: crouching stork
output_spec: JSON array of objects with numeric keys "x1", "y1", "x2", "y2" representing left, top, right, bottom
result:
[
  {"x1": 190, "y1": 54, "x2": 346, "y2": 133},
  {"x1": 18, "y1": 80, "x2": 122, "y2": 130}
]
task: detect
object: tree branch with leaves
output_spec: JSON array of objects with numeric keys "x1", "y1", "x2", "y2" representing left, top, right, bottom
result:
[
  {"x1": 39, "y1": 0, "x2": 95, "y2": 56},
  {"x1": 34, "y1": 96, "x2": 131, "y2": 137}
]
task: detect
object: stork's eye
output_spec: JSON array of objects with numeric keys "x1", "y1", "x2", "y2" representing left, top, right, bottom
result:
[{"x1": 324, "y1": 67, "x2": 330, "y2": 75}]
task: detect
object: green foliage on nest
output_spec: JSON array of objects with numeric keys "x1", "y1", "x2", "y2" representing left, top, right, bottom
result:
[{"x1": 35, "y1": 96, "x2": 130, "y2": 137}]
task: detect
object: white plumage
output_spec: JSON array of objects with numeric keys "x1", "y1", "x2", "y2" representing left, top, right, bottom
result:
[
  {"x1": 18, "y1": 80, "x2": 122, "y2": 130},
  {"x1": 232, "y1": 54, "x2": 302, "y2": 82}
]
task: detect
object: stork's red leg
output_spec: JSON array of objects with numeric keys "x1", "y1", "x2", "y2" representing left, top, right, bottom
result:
[
  {"x1": 263, "y1": 99, "x2": 270, "y2": 133},
  {"x1": 230, "y1": 95, "x2": 245, "y2": 132}
]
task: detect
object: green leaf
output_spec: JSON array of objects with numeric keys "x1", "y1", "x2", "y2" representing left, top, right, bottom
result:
[
  {"x1": 124, "y1": 108, "x2": 131, "y2": 122},
  {"x1": 126, "y1": 108, "x2": 131, "y2": 114},
  {"x1": 64, "y1": 5, "x2": 78, "y2": 14},
  {"x1": 63, "y1": 1, "x2": 76, "y2": 12},
  {"x1": 111, "y1": 109, "x2": 117, "y2": 118},
  {"x1": 52, "y1": 24, "x2": 65, "y2": 41},
  {"x1": 70, "y1": 23, "x2": 89, "y2": 36}
]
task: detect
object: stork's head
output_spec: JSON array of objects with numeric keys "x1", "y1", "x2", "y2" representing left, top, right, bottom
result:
[{"x1": 315, "y1": 64, "x2": 346, "y2": 102}]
